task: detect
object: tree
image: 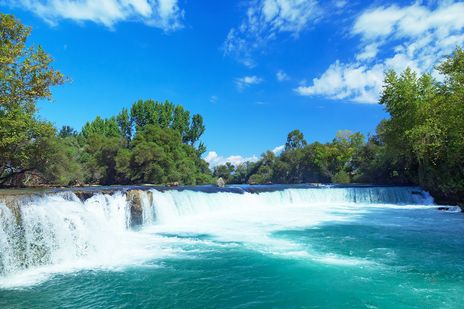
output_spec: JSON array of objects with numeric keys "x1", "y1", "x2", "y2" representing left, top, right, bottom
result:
[
  {"x1": 188, "y1": 114, "x2": 205, "y2": 145},
  {"x1": 0, "y1": 14, "x2": 64, "y2": 111},
  {"x1": 81, "y1": 116, "x2": 121, "y2": 139},
  {"x1": 172, "y1": 105, "x2": 190, "y2": 142},
  {"x1": 158, "y1": 100, "x2": 174, "y2": 128},
  {"x1": 117, "y1": 108, "x2": 132, "y2": 145},
  {"x1": 213, "y1": 163, "x2": 235, "y2": 184},
  {"x1": 58, "y1": 125, "x2": 77, "y2": 138},
  {"x1": 130, "y1": 99, "x2": 157, "y2": 128},
  {"x1": 377, "y1": 48, "x2": 464, "y2": 203},
  {"x1": 300, "y1": 142, "x2": 331, "y2": 183},
  {"x1": 0, "y1": 13, "x2": 65, "y2": 186},
  {"x1": 285, "y1": 129, "x2": 307, "y2": 151}
]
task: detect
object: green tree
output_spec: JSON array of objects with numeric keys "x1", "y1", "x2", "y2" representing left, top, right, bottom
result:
[
  {"x1": 0, "y1": 13, "x2": 65, "y2": 186},
  {"x1": 58, "y1": 125, "x2": 77, "y2": 138},
  {"x1": 0, "y1": 14, "x2": 64, "y2": 111},
  {"x1": 213, "y1": 163, "x2": 235, "y2": 184},
  {"x1": 299, "y1": 142, "x2": 331, "y2": 183},
  {"x1": 130, "y1": 99, "x2": 157, "y2": 128},
  {"x1": 117, "y1": 108, "x2": 132, "y2": 145},
  {"x1": 172, "y1": 105, "x2": 191, "y2": 142},
  {"x1": 158, "y1": 100, "x2": 174, "y2": 128},
  {"x1": 285, "y1": 129, "x2": 307, "y2": 151},
  {"x1": 188, "y1": 114, "x2": 205, "y2": 145},
  {"x1": 377, "y1": 48, "x2": 464, "y2": 203},
  {"x1": 81, "y1": 116, "x2": 121, "y2": 139}
]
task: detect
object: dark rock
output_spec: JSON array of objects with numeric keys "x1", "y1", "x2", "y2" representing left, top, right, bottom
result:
[
  {"x1": 126, "y1": 190, "x2": 144, "y2": 227},
  {"x1": 73, "y1": 191, "x2": 95, "y2": 202}
]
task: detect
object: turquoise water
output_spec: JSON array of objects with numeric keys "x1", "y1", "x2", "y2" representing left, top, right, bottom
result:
[{"x1": 0, "y1": 187, "x2": 463, "y2": 308}]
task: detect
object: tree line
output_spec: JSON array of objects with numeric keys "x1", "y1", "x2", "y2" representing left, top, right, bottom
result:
[
  {"x1": 1, "y1": 13, "x2": 463, "y2": 205},
  {"x1": 0, "y1": 13, "x2": 211, "y2": 187},
  {"x1": 55, "y1": 99, "x2": 212, "y2": 186},
  {"x1": 214, "y1": 49, "x2": 464, "y2": 205}
]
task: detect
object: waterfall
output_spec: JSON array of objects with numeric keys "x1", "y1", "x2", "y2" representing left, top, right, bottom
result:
[
  {"x1": 0, "y1": 186, "x2": 438, "y2": 280},
  {"x1": 150, "y1": 187, "x2": 434, "y2": 224},
  {"x1": 0, "y1": 192, "x2": 131, "y2": 277}
]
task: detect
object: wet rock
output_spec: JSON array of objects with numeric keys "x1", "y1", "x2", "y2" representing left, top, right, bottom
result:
[
  {"x1": 0, "y1": 195, "x2": 35, "y2": 225},
  {"x1": 437, "y1": 207, "x2": 450, "y2": 211},
  {"x1": 216, "y1": 177, "x2": 225, "y2": 188},
  {"x1": 126, "y1": 190, "x2": 144, "y2": 227},
  {"x1": 147, "y1": 190, "x2": 154, "y2": 207},
  {"x1": 72, "y1": 191, "x2": 95, "y2": 202}
]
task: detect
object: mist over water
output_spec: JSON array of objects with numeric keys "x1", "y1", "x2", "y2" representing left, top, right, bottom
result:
[{"x1": 1, "y1": 186, "x2": 463, "y2": 308}]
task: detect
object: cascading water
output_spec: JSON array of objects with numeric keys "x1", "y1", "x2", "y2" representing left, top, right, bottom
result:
[
  {"x1": 1, "y1": 185, "x2": 464, "y2": 307},
  {"x1": 150, "y1": 186, "x2": 435, "y2": 225},
  {"x1": 0, "y1": 192, "x2": 146, "y2": 285},
  {"x1": 0, "y1": 186, "x2": 453, "y2": 288}
]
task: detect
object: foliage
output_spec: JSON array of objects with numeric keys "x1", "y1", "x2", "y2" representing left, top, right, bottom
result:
[
  {"x1": 0, "y1": 12, "x2": 211, "y2": 187},
  {"x1": 214, "y1": 130, "x2": 365, "y2": 185},
  {"x1": 58, "y1": 125, "x2": 78, "y2": 138},
  {"x1": 1, "y1": 13, "x2": 463, "y2": 205},
  {"x1": 0, "y1": 14, "x2": 64, "y2": 111},
  {"x1": 222, "y1": 47, "x2": 464, "y2": 204},
  {"x1": 0, "y1": 13, "x2": 65, "y2": 186},
  {"x1": 76, "y1": 99, "x2": 212, "y2": 186},
  {"x1": 285, "y1": 129, "x2": 307, "y2": 150},
  {"x1": 378, "y1": 48, "x2": 464, "y2": 203}
]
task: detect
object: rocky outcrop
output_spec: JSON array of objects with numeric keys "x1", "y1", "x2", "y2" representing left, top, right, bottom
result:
[
  {"x1": 0, "y1": 200, "x2": 20, "y2": 226},
  {"x1": 0, "y1": 188, "x2": 157, "y2": 229},
  {"x1": 126, "y1": 190, "x2": 144, "y2": 227},
  {"x1": 216, "y1": 177, "x2": 225, "y2": 188},
  {"x1": 73, "y1": 191, "x2": 97, "y2": 202},
  {"x1": 0, "y1": 194, "x2": 37, "y2": 225}
]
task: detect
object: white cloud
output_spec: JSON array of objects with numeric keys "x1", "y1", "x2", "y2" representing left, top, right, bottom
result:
[
  {"x1": 210, "y1": 95, "x2": 218, "y2": 103},
  {"x1": 272, "y1": 144, "x2": 285, "y2": 154},
  {"x1": 334, "y1": 0, "x2": 347, "y2": 9},
  {"x1": 224, "y1": 0, "x2": 320, "y2": 65},
  {"x1": 295, "y1": 61, "x2": 384, "y2": 104},
  {"x1": 352, "y1": 3, "x2": 464, "y2": 41},
  {"x1": 235, "y1": 75, "x2": 263, "y2": 90},
  {"x1": 355, "y1": 43, "x2": 378, "y2": 61},
  {"x1": 204, "y1": 151, "x2": 259, "y2": 168},
  {"x1": 276, "y1": 70, "x2": 289, "y2": 81},
  {"x1": 9, "y1": 0, "x2": 183, "y2": 30},
  {"x1": 297, "y1": 2, "x2": 464, "y2": 103},
  {"x1": 205, "y1": 144, "x2": 284, "y2": 168}
]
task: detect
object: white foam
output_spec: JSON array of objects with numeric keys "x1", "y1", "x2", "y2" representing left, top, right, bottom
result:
[
  {"x1": 144, "y1": 190, "x2": 378, "y2": 267},
  {"x1": 0, "y1": 193, "x2": 173, "y2": 288},
  {"x1": 0, "y1": 186, "x2": 441, "y2": 288}
]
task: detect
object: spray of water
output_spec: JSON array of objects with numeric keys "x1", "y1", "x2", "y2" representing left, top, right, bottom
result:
[{"x1": 0, "y1": 186, "x2": 444, "y2": 288}]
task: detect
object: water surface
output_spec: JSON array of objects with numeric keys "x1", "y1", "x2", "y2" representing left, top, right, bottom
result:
[{"x1": 1, "y1": 186, "x2": 463, "y2": 308}]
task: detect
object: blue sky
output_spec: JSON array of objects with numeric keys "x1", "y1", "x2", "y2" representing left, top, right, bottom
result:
[{"x1": 2, "y1": 0, "x2": 464, "y2": 166}]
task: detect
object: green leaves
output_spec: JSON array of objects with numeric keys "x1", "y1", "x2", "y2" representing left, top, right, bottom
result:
[
  {"x1": 0, "y1": 14, "x2": 64, "y2": 112},
  {"x1": 188, "y1": 114, "x2": 205, "y2": 146},
  {"x1": 115, "y1": 125, "x2": 209, "y2": 185},
  {"x1": 285, "y1": 129, "x2": 307, "y2": 151},
  {"x1": 0, "y1": 14, "x2": 65, "y2": 186},
  {"x1": 377, "y1": 47, "x2": 464, "y2": 202},
  {"x1": 76, "y1": 100, "x2": 211, "y2": 185}
]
